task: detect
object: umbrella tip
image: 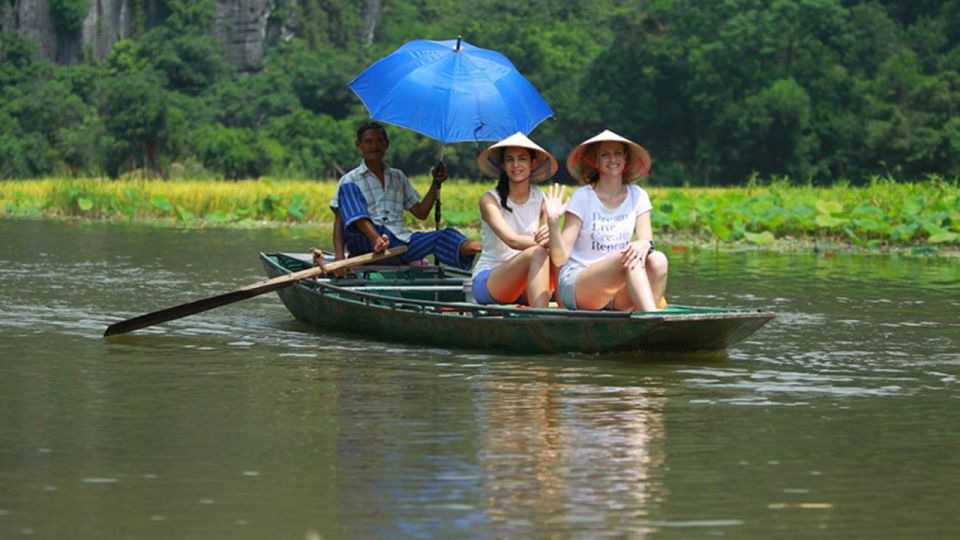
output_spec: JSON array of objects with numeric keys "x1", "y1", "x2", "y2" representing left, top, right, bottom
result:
[{"x1": 455, "y1": 36, "x2": 462, "y2": 51}]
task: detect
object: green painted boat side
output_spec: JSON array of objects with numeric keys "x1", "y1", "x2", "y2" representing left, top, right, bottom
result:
[{"x1": 259, "y1": 253, "x2": 775, "y2": 354}]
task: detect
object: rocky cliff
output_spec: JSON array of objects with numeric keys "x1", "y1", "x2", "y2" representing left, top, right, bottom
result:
[{"x1": 0, "y1": 0, "x2": 290, "y2": 72}]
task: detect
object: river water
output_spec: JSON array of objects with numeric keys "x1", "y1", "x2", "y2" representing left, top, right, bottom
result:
[{"x1": 1, "y1": 219, "x2": 957, "y2": 539}]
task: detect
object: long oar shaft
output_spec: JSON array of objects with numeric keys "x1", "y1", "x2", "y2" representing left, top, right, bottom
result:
[{"x1": 103, "y1": 246, "x2": 407, "y2": 337}]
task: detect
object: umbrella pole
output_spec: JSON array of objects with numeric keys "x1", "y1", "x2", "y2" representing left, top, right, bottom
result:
[
  {"x1": 434, "y1": 144, "x2": 444, "y2": 232},
  {"x1": 434, "y1": 184, "x2": 441, "y2": 231},
  {"x1": 433, "y1": 144, "x2": 444, "y2": 265}
]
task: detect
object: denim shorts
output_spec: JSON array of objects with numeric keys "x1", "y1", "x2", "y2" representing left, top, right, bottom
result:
[
  {"x1": 558, "y1": 264, "x2": 621, "y2": 310},
  {"x1": 557, "y1": 264, "x2": 583, "y2": 310},
  {"x1": 559, "y1": 246, "x2": 657, "y2": 310},
  {"x1": 471, "y1": 268, "x2": 524, "y2": 305}
]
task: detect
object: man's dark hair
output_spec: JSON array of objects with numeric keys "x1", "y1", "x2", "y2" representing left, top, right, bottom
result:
[{"x1": 356, "y1": 121, "x2": 389, "y2": 142}]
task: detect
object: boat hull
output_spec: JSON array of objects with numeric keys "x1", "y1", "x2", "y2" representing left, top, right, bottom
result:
[{"x1": 260, "y1": 253, "x2": 774, "y2": 355}]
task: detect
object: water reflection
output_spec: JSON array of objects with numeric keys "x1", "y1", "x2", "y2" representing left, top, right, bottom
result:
[
  {"x1": 1, "y1": 220, "x2": 959, "y2": 538},
  {"x1": 475, "y1": 375, "x2": 666, "y2": 535}
]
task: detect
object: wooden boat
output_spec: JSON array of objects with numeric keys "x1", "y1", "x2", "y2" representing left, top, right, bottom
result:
[{"x1": 260, "y1": 252, "x2": 775, "y2": 355}]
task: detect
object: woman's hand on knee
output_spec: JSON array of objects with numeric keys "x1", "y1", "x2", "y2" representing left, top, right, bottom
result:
[{"x1": 620, "y1": 242, "x2": 646, "y2": 270}]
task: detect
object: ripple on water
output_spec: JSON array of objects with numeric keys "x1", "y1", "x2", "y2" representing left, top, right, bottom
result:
[
  {"x1": 680, "y1": 363, "x2": 910, "y2": 401},
  {"x1": 643, "y1": 519, "x2": 744, "y2": 528},
  {"x1": 3, "y1": 225, "x2": 960, "y2": 540},
  {"x1": 278, "y1": 352, "x2": 318, "y2": 359},
  {"x1": 81, "y1": 478, "x2": 118, "y2": 484}
]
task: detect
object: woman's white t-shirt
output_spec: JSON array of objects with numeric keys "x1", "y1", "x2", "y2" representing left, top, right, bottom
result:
[
  {"x1": 563, "y1": 184, "x2": 652, "y2": 270},
  {"x1": 473, "y1": 187, "x2": 544, "y2": 274}
]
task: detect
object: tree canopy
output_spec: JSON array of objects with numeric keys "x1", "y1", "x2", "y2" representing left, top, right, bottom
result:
[{"x1": 0, "y1": 0, "x2": 958, "y2": 184}]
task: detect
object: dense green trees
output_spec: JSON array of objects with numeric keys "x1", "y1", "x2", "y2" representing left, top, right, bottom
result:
[
  {"x1": 578, "y1": 0, "x2": 960, "y2": 184},
  {"x1": 0, "y1": 0, "x2": 957, "y2": 184}
]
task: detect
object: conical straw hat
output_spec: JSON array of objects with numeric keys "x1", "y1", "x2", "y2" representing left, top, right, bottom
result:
[
  {"x1": 565, "y1": 129, "x2": 651, "y2": 184},
  {"x1": 477, "y1": 132, "x2": 558, "y2": 183}
]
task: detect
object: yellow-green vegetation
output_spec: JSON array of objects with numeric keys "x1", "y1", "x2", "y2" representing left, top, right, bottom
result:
[
  {"x1": 649, "y1": 177, "x2": 959, "y2": 251},
  {"x1": 0, "y1": 178, "x2": 338, "y2": 226},
  {"x1": 2, "y1": 177, "x2": 958, "y2": 253}
]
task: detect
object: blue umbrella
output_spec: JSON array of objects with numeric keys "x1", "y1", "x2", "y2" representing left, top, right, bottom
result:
[
  {"x1": 349, "y1": 37, "x2": 554, "y2": 233},
  {"x1": 349, "y1": 37, "x2": 553, "y2": 144}
]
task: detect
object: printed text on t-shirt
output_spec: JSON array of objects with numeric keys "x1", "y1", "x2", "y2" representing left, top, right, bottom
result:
[{"x1": 591, "y1": 211, "x2": 631, "y2": 252}]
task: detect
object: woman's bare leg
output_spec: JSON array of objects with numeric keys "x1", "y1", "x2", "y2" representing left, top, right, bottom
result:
[
  {"x1": 486, "y1": 246, "x2": 550, "y2": 307},
  {"x1": 576, "y1": 252, "x2": 663, "y2": 311},
  {"x1": 645, "y1": 250, "x2": 669, "y2": 306},
  {"x1": 574, "y1": 254, "x2": 633, "y2": 310}
]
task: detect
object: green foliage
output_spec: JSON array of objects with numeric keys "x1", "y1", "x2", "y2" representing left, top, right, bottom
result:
[
  {"x1": 49, "y1": 0, "x2": 89, "y2": 34},
  {"x1": 192, "y1": 124, "x2": 263, "y2": 180},
  {"x1": 744, "y1": 231, "x2": 776, "y2": 246},
  {"x1": 0, "y1": 31, "x2": 38, "y2": 77},
  {"x1": 3, "y1": 178, "x2": 956, "y2": 250},
  {"x1": 580, "y1": 0, "x2": 960, "y2": 185},
  {"x1": 142, "y1": 30, "x2": 225, "y2": 95},
  {"x1": 2, "y1": 1, "x2": 960, "y2": 183},
  {"x1": 101, "y1": 68, "x2": 178, "y2": 175}
]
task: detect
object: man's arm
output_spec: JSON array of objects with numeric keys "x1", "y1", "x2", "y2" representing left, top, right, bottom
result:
[
  {"x1": 408, "y1": 164, "x2": 447, "y2": 220},
  {"x1": 333, "y1": 207, "x2": 390, "y2": 255},
  {"x1": 409, "y1": 180, "x2": 441, "y2": 220}
]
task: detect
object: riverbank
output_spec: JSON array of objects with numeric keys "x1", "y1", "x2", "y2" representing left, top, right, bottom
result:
[{"x1": 1, "y1": 177, "x2": 957, "y2": 256}]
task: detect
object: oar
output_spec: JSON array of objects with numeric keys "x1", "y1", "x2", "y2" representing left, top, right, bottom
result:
[{"x1": 103, "y1": 246, "x2": 408, "y2": 337}]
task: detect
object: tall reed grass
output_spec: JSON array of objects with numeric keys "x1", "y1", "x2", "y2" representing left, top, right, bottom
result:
[{"x1": 1, "y1": 176, "x2": 957, "y2": 250}]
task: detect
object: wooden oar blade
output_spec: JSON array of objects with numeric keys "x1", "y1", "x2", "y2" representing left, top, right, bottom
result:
[
  {"x1": 103, "y1": 246, "x2": 408, "y2": 337},
  {"x1": 103, "y1": 286, "x2": 275, "y2": 337}
]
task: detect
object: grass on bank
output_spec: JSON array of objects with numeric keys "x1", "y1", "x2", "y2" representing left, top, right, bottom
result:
[{"x1": 1, "y1": 176, "x2": 958, "y2": 253}]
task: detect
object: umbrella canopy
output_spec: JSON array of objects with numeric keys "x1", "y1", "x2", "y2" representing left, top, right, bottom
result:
[{"x1": 349, "y1": 38, "x2": 553, "y2": 144}]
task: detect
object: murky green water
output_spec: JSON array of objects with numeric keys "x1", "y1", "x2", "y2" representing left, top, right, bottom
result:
[{"x1": 1, "y1": 219, "x2": 958, "y2": 539}]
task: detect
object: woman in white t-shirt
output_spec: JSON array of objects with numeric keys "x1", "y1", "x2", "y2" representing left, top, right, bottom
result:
[
  {"x1": 471, "y1": 132, "x2": 559, "y2": 307},
  {"x1": 544, "y1": 130, "x2": 668, "y2": 311}
]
